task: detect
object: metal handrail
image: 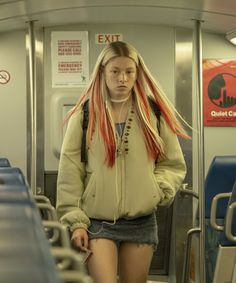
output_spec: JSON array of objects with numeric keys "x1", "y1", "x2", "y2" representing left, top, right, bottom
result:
[
  {"x1": 59, "y1": 270, "x2": 93, "y2": 283},
  {"x1": 182, "y1": 228, "x2": 201, "y2": 283},
  {"x1": 194, "y1": 19, "x2": 206, "y2": 283},
  {"x1": 37, "y1": 203, "x2": 58, "y2": 221},
  {"x1": 42, "y1": 220, "x2": 71, "y2": 246},
  {"x1": 179, "y1": 184, "x2": 199, "y2": 200},
  {"x1": 28, "y1": 20, "x2": 37, "y2": 194},
  {"x1": 225, "y1": 202, "x2": 236, "y2": 242},
  {"x1": 37, "y1": 203, "x2": 60, "y2": 243},
  {"x1": 179, "y1": 184, "x2": 200, "y2": 283},
  {"x1": 210, "y1": 192, "x2": 231, "y2": 231},
  {"x1": 34, "y1": 194, "x2": 51, "y2": 204},
  {"x1": 51, "y1": 247, "x2": 84, "y2": 271}
]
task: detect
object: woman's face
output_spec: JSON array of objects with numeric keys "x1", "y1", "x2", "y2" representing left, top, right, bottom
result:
[{"x1": 103, "y1": 56, "x2": 137, "y2": 99}]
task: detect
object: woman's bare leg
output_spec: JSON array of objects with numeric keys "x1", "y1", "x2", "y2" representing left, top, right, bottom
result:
[
  {"x1": 87, "y1": 238, "x2": 118, "y2": 283},
  {"x1": 118, "y1": 242, "x2": 154, "y2": 283}
]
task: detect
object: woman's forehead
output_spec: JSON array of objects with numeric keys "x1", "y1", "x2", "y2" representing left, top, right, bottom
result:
[{"x1": 105, "y1": 56, "x2": 137, "y2": 68}]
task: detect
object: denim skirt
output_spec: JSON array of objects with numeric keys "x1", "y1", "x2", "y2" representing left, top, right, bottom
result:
[{"x1": 87, "y1": 212, "x2": 158, "y2": 248}]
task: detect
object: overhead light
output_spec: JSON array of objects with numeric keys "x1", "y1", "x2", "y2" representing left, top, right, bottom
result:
[{"x1": 226, "y1": 30, "x2": 236, "y2": 45}]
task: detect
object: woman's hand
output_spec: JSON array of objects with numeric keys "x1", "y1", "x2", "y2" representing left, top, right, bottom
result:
[{"x1": 71, "y1": 228, "x2": 89, "y2": 251}]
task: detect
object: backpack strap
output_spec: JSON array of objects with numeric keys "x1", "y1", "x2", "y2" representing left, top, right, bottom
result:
[
  {"x1": 147, "y1": 96, "x2": 161, "y2": 134},
  {"x1": 81, "y1": 99, "x2": 89, "y2": 163}
]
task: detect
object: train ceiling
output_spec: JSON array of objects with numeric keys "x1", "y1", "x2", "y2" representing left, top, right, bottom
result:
[{"x1": 0, "y1": 0, "x2": 236, "y2": 35}]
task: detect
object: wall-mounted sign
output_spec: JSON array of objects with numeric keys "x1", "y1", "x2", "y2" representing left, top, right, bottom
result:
[
  {"x1": 51, "y1": 31, "x2": 89, "y2": 88},
  {"x1": 203, "y1": 59, "x2": 236, "y2": 126},
  {"x1": 0, "y1": 70, "x2": 10, "y2": 84},
  {"x1": 95, "y1": 33, "x2": 123, "y2": 44}
]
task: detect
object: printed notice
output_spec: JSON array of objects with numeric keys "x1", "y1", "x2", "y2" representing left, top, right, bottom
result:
[
  {"x1": 203, "y1": 59, "x2": 236, "y2": 126},
  {"x1": 51, "y1": 31, "x2": 89, "y2": 87}
]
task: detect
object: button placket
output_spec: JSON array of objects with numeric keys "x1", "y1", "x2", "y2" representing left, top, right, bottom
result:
[
  {"x1": 116, "y1": 103, "x2": 134, "y2": 157},
  {"x1": 123, "y1": 105, "x2": 134, "y2": 156}
]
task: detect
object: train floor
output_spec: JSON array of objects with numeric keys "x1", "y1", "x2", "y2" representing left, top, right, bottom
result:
[{"x1": 147, "y1": 275, "x2": 168, "y2": 282}]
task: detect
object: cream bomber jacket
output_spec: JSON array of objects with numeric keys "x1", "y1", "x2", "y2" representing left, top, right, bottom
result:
[{"x1": 56, "y1": 103, "x2": 187, "y2": 232}]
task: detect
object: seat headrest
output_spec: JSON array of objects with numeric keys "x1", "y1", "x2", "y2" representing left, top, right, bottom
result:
[
  {"x1": 0, "y1": 158, "x2": 11, "y2": 167},
  {"x1": 205, "y1": 156, "x2": 236, "y2": 218}
]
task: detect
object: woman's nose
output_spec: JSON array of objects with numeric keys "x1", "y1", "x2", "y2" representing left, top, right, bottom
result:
[{"x1": 118, "y1": 72, "x2": 127, "y2": 82}]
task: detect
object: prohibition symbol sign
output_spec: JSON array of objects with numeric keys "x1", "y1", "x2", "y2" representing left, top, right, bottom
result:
[{"x1": 0, "y1": 70, "x2": 10, "y2": 84}]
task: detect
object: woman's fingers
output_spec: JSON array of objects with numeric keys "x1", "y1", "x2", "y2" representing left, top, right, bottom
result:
[{"x1": 71, "y1": 228, "x2": 89, "y2": 251}]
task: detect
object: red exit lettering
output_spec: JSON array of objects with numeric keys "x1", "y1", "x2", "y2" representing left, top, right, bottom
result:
[{"x1": 96, "y1": 34, "x2": 123, "y2": 44}]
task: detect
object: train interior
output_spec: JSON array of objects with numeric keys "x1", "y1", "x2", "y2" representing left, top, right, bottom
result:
[{"x1": 0, "y1": 1, "x2": 236, "y2": 282}]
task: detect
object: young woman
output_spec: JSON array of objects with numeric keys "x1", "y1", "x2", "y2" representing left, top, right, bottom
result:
[{"x1": 56, "y1": 41, "x2": 188, "y2": 283}]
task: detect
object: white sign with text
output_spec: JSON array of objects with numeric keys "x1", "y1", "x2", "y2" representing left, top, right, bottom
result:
[{"x1": 51, "y1": 31, "x2": 89, "y2": 88}]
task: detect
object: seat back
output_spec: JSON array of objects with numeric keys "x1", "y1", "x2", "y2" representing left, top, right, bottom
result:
[
  {"x1": 0, "y1": 167, "x2": 26, "y2": 185},
  {"x1": 205, "y1": 155, "x2": 236, "y2": 218},
  {"x1": 212, "y1": 181, "x2": 236, "y2": 283},
  {"x1": 0, "y1": 184, "x2": 63, "y2": 283},
  {"x1": 0, "y1": 158, "x2": 11, "y2": 167},
  {"x1": 205, "y1": 156, "x2": 236, "y2": 283}
]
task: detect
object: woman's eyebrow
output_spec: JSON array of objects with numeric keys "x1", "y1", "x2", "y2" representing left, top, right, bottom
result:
[{"x1": 110, "y1": 66, "x2": 135, "y2": 70}]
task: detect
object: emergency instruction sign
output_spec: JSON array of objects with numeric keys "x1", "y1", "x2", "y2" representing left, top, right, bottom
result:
[{"x1": 51, "y1": 31, "x2": 89, "y2": 88}]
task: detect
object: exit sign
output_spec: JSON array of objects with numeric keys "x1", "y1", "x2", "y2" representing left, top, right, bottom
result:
[{"x1": 95, "y1": 33, "x2": 123, "y2": 44}]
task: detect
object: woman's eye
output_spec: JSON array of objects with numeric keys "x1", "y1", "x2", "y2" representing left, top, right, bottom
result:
[{"x1": 127, "y1": 71, "x2": 135, "y2": 76}]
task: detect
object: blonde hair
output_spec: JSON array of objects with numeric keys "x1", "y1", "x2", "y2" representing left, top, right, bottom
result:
[{"x1": 68, "y1": 41, "x2": 189, "y2": 167}]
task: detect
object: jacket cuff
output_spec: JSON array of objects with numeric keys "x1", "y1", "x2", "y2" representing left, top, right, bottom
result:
[
  {"x1": 59, "y1": 209, "x2": 91, "y2": 232},
  {"x1": 70, "y1": 222, "x2": 89, "y2": 233}
]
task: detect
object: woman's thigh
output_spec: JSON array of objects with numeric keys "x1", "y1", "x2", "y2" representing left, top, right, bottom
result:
[
  {"x1": 118, "y1": 242, "x2": 154, "y2": 283},
  {"x1": 87, "y1": 238, "x2": 118, "y2": 283}
]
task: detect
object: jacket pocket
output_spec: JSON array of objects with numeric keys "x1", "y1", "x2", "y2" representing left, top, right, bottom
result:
[
  {"x1": 151, "y1": 173, "x2": 165, "y2": 202},
  {"x1": 82, "y1": 173, "x2": 96, "y2": 202}
]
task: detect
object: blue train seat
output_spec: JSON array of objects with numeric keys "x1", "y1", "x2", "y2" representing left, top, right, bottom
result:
[
  {"x1": 0, "y1": 186, "x2": 63, "y2": 283},
  {"x1": 0, "y1": 158, "x2": 11, "y2": 167},
  {"x1": 0, "y1": 171, "x2": 90, "y2": 282},
  {"x1": 0, "y1": 184, "x2": 34, "y2": 208},
  {"x1": 212, "y1": 181, "x2": 236, "y2": 283},
  {"x1": 205, "y1": 156, "x2": 236, "y2": 217},
  {"x1": 0, "y1": 167, "x2": 27, "y2": 185},
  {"x1": 0, "y1": 221, "x2": 63, "y2": 283},
  {"x1": 205, "y1": 156, "x2": 236, "y2": 283}
]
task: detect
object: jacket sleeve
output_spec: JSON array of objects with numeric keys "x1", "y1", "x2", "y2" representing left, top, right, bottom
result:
[
  {"x1": 56, "y1": 109, "x2": 90, "y2": 232},
  {"x1": 154, "y1": 116, "x2": 187, "y2": 206}
]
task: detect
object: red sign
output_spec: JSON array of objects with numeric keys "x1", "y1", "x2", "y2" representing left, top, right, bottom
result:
[
  {"x1": 57, "y1": 39, "x2": 82, "y2": 56},
  {"x1": 95, "y1": 33, "x2": 123, "y2": 44},
  {"x1": 203, "y1": 59, "x2": 236, "y2": 126}
]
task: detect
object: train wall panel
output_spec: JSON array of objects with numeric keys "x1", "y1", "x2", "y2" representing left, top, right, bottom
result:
[{"x1": 0, "y1": 30, "x2": 27, "y2": 175}]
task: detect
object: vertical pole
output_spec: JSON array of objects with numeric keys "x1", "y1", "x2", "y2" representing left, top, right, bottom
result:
[
  {"x1": 194, "y1": 19, "x2": 206, "y2": 283},
  {"x1": 28, "y1": 20, "x2": 37, "y2": 194},
  {"x1": 174, "y1": 28, "x2": 193, "y2": 283}
]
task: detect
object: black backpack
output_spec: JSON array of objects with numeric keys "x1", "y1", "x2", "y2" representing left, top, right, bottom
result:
[{"x1": 81, "y1": 96, "x2": 161, "y2": 163}]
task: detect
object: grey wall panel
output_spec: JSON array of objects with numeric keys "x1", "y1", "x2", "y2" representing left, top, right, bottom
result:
[{"x1": 0, "y1": 30, "x2": 27, "y2": 173}]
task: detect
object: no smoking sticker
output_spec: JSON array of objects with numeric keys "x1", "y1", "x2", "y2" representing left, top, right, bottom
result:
[{"x1": 0, "y1": 70, "x2": 10, "y2": 84}]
